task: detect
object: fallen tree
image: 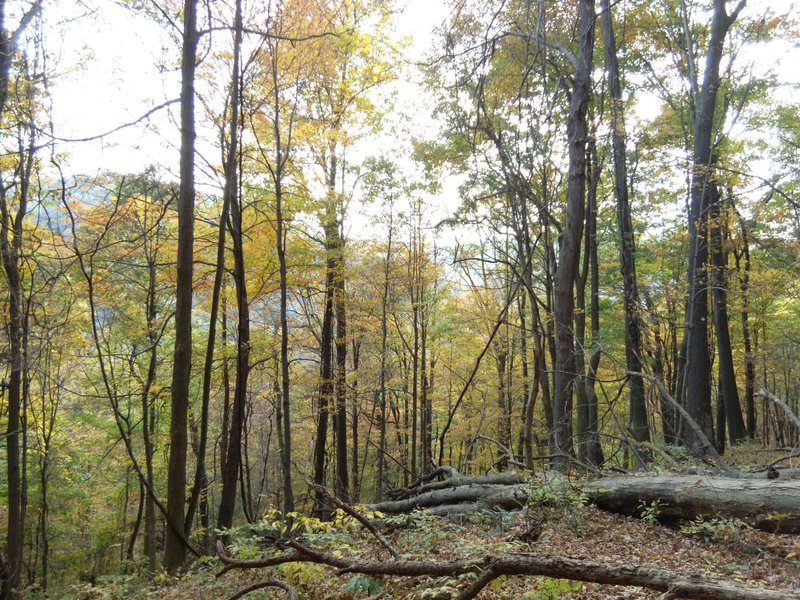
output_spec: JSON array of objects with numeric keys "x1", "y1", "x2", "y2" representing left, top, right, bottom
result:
[
  {"x1": 370, "y1": 472, "x2": 800, "y2": 533},
  {"x1": 583, "y1": 474, "x2": 800, "y2": 533},
  {"x1": 217, "y1": 537, "x2": 797, "y2": 600}
]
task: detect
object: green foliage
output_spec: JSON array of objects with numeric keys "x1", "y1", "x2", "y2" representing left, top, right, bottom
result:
[
  {"x1": 526, "y1": 480, "x2": 588, "y2": 510},
  {"x1": 638, "y1": 499, "x2": 665, "y2": 525},
  {"x1": 345, "y1": 574, "x2": 382, "y2": 595},
  {"x1": 516, "y1": 578, "x2": 582, "y2": 599},
  {"x1": 680, "y1": 516, "x2": 749, "y2": 542}
]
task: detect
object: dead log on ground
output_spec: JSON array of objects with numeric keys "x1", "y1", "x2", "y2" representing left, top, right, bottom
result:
[
  {"x1": 387, "y1": 470, "x2": 523, "y2": 500},
  {"x1": 584, "y1": 475, "x2": 800, "y2": 533},
  {"x1": 217, "y1": 539, "x2": 797, "y2": 600},
  {"x1": 370, "y1": 482, "x2": 527, "y2": 514}
]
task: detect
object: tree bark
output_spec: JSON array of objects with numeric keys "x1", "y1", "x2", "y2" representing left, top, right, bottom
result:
[
  {"x1": 584, "y1": 474, "x2": 800, "y2": 533},
  {"x1": 164, "y1": 0, "x2": 197, "y2": 572},
  {"x1": 709, "y1": 188, "x2": 746, "y2": 444},
  {"x1": 551, "y1": 0, "x2": 594, "y2": 469},
  {"x1": 217, "y1": 0, "x2": 246, "y2": 531},
  {"x1": 312, "y1": 252, "x2": 335, "y2": 516},
  {"x1": 600, "y1": 0, "x2": 650, "y2": 452},
  {"x1": 0, "y1": 4, "x2": 40, "y2": 597},
  {"x1": 678, "y1": 0, "x2": 746, "y2": 454}
]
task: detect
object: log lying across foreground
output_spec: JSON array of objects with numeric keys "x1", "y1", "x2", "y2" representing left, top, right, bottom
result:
[
  {"x1": 370, "y1": 473, "x2": 800, "y2": 534},
  {"x1": 218, "y1": 536, "x2": 799, "y2": 600}
]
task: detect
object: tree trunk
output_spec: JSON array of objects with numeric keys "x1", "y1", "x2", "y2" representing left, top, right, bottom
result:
[
  {"x1": 735, "y1": 214, "x2": 756, "y2": 438},
  {"x1": 709, "y1": 188, "x2": 746, "y2": 444},
  {"x1": 551, "y1": 0, "x2": 594, "y2": 469},
  {"x1": 217, "y1": 0, "x2": 246, "y2": 531},
  {"x1": 271, "y1": 42, "x2": 295, "y2": 515},
  {"x1": 142, "y1": 257, "x2": 159, "y2": 573},
  {"x1": 164, "y1": 0, "x2": 197, "y2": 572},
  {"x1": 678, "y1": 0, "x2": 746, "y2": 455},
  {"x1": 376, "y1": 210, "x2": 393, "y2": 501},
  {"x1": 333, "y1": 218, "x2": 349, "y2": 501},
  {"x1": 0, "y1": 4, "x2": 40, "y2": 596},
  {"x1": 600, "y1": 0, "x2": 650, "y2": 451},
  {"x1": 312, "y1": 256, "x2": 335, "y2": 516},
  {"x1": 584, "y1": 474, "x2": 800, "y2": 533}
]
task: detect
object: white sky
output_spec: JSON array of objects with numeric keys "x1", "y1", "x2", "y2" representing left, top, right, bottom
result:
[{"x1": 45, "y1": 0, "x2": 800, "y2": 215}]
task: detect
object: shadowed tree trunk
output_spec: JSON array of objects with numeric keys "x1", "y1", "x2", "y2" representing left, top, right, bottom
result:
[
  {"x1": 709, "y1": 188, "x2": 746, "y2": 445},
  {"x1": 0, "y1": 4, "x2": 40, "y2": 597},
  {"x1": 600, "y1": 0, "x2": 650, "y2": 454},
  {"x1": 677, "y1": 0, "x2": 746, "y2": 455},
  {"x1": 164, "y1": 0, "x2": 197, "y2": 572},
  {"x1": 312, "y1": 249, "x2": 335, "y2": 516},
  {"x1": 734, "y1": 214, "x2": 756, "y2": 438},
  {"x1": 552, "y1": 0, "x2": 595, "y2": 470},
  {"x1": 217, "y1": 0, "x2": 246, "y2": 531}
]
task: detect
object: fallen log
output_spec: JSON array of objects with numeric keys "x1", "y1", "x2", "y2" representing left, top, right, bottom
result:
[
  {"x1": 370, "y1": 483, "x2": 528, "y2": 514},
  {"x1": 387, "y1": 471, "x2": 524, "y2": 500},
  {"x1": 584, "y1": 475, "x2": 800, "y2": 533},
  {"x1": 218, "y1": 539, "x2": 798, "y2": 600},
  {"x1": 375, "y1": 472, "x2": 800, "y2": 534}
]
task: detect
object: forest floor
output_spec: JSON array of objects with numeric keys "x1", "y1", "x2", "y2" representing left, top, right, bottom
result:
[
  {"x1": 82, "y1": 497, "x2": 800, "y2": 599},
  {"x1": 70, "y1": 448, "x2": 800, "y2": 599}
]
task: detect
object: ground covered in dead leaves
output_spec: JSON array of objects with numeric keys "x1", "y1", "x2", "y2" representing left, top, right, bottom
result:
[{"x1": 106, "y1": 498, "x2": 800, "y2": 600}]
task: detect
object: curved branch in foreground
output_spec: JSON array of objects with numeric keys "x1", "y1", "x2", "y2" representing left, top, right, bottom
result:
[
  {"x1": 217, "y1": 539, "x2": 796, "y2": 600},
  {"x1": 228, "y1": 579, "x2": 296, "y2": 600}
]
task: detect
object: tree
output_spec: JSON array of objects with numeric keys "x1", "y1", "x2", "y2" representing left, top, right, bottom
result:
[
  {"x1": 599, "y1": 0, "x2": 650, "y2": 456},
  {"x1": 216, "y1": 0, "x2": 245, "y2": 532},
  {"x1": 677, "y1": 0, "x2": 746, "y2": 454},
  {"x1": 551, "y1": 0, "x2": 595, "y2": 469},
  {"x1": 0, "y1": 2, "x2": 42, "y2": 597},
  {"x1": 164, "y1": 0, "x2": 198, "y2": 572}
]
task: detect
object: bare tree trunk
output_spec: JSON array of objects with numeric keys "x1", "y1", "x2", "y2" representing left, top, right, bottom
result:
[
  {"x1": 600, "y1": 0, "x2": 650, "y2": 452},
  {"x1": 552, "y1": 0, "x2": 594, "y2": 470},
  {"x1": 735, "y1": 215, "x2": 756, "y2": 437},
  {"x1": 164, "y1": 0, "x2": 197, "y2": 572},
  {"x1": 333, "y1": 219, "x2": 349, "y2": 501},
  {"x1": 709, "y1": 189, "x2": 746, "y2": 444},
  {"x1": 312, "y1": 258, "x2": 335, "y2": 516},
  {"x1": 142, "y1": 257, "x2": 159, "y2": 574},
  {"x1": 376, "y1": 210, "x2": 393, "y2": 501},
  {"x1": 217, "y1": 0, "x2": 245, "y2": 531},
  {"x1": 0, "y1": 5, "x2": 40, "y2": 594},
  {"x1": 678, "y1": 0, "x2": 746, "y2": 455}
]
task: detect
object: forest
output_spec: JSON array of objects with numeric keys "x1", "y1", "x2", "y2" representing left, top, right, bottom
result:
[{"x1": 1, "y1": 0, "x2": 800, "y2": 598}]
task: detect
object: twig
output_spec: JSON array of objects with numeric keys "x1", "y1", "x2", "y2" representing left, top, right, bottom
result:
[
  {"x1": 228, "y1": 579, "x2": 297, "y2": 600},
  {"x1": 304, "y1": 478, "x2": 399, "y2": 559}
]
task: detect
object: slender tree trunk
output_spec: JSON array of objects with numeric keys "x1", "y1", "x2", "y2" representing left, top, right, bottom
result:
[
  {"x1": 709, "y1": 189, "x2": 746, "y2": 444},
  {"x1": 164, "y1": 0, "x2": 197, "y2": 572},
  {"x1": 376, "y1": 211, "x2": 393, "y2": 501},
  {"x1": 334, "y1": 220, "x2": 349, "y2": 501},
  {"x1": 600, "y1": 0, "x2": 650, "y2": 451},
  {"x1": 678, "y1": 0, "x2": 746, "y2": 455},
  {"x1": 142, "y1": 258, "x2": 159, "y2": 574},
  {"x1": 313, "y1": 260, "x2": 335, "y2": 516},
  {"x1": 552, "y1": 0, "x2": 595, "y2": 470},
  {"x1": 351, "y1": 341, "x2": 361, "y2": 501},
  {"x1": 584, "y1": 140, "x2": 604, "y2": 466},
  {"x1": 735, "y1": 216, "x2": 756, "y2": 438},
  {"x1": 271, "y1": 43, "x2": 295, "y2": 515},
  {"x1": 217, "y1": 0, "x2": 246, "y2": 530},
  {"x1": 410, "y1": 232, "x2": 419, "y2": 479},
  {"x1": 0, "y1": 4, "x2": 39, "y2": 591}
]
